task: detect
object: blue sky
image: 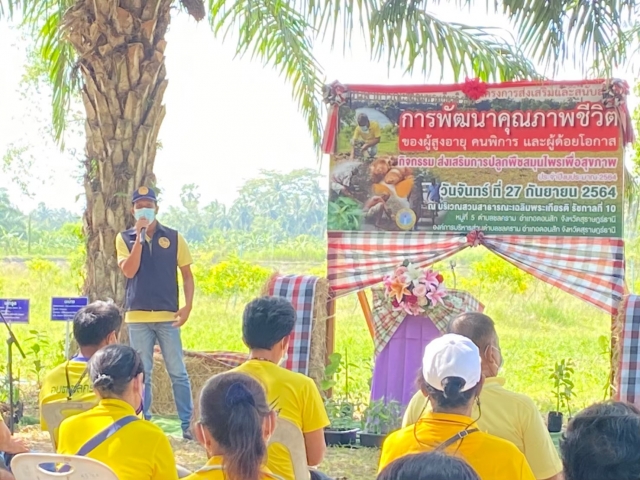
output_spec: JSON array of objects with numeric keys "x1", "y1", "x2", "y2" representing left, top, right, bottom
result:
[{"x1": 0, "y1": 5, "x2": 635, "y2": 215}]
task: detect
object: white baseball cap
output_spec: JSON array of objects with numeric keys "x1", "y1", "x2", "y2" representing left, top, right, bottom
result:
[{"x1": 422, "y1": 334, "x2": 482, "y2": 392}]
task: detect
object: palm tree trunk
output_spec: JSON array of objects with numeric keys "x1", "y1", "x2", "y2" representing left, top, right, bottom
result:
[{"x1": 63, "y1": 0, "x2": 173, "y2": 310}]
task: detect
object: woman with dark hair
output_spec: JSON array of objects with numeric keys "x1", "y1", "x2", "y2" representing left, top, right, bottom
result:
[
  {"x1": 561, "y1": 401, "x2": 640, "y2": 480},
  {"x1": 57, "y1": 345, "x2": 178, "y2": 480},
  {"x1": 377, "y1": 452, "x2": 480, "y2": 480},
  {"x1": 379, "y1": 334, "x2": 535, "y2": 480},
  {"x1": 185, "y1": 372, "x2": 281, "y2": 480}
]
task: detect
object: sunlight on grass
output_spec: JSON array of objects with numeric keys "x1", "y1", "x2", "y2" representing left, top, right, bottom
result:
[{"x1": 0, "y1": 251, "x2": 610, "y2": 416}]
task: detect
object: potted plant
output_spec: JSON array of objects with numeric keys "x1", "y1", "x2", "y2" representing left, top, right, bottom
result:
[
  {"x1": 359, "y1": 399, "x2": 403, "y2": 448},
  {"x1": 548, "y1": 359, "x2": 575, "y2": 433},
  {"x1": 324, "y1": 397, "x2": 359, "y2": 446},
  {"x1": 322, "y1": 350, "x2": 360, "y2": 446}
]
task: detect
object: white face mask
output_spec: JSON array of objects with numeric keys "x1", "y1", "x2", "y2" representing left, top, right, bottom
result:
[
  {"x1": 278, "y1": 351, "x2": 289, "y2": 367},
  {"x1": 360, "y1": 126, "x2": 369, "y2": 133}
]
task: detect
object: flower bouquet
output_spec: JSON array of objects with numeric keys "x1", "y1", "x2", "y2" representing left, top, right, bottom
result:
[{"x1": 383, "y1": 261, "x2": 447, "y2": 315}]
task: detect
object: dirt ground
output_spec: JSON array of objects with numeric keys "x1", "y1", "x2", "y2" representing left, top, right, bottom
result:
[{"x1": 18, "y1": 427, "x2": 380, "y2": 480}]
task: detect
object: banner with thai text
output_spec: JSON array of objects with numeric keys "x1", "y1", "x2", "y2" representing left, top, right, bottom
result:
[{"x1": 327, "y1": 80, "x2": 625, "y2": 237}]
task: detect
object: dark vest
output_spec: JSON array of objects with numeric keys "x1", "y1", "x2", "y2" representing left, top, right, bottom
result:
[{"x1": 121, "y1": 223, "x2": 179, "y2": 312}]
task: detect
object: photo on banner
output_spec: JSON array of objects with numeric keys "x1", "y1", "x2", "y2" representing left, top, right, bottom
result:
[{"x1": 327, "y1": 80, "x2": 625, "y2": 238}]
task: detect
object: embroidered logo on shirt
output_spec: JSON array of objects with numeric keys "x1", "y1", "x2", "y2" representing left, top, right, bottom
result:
[{"x1": 158, "y1": 237, "x2": 171, "y2": 248}]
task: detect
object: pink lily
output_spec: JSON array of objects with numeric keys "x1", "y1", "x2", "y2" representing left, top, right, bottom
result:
[
  {"x1": 423, "y1": 269, "x2": 440, "y2": 287},
  {"x1": 427, "y1": 282, "x2": 447, "y2": 305}
]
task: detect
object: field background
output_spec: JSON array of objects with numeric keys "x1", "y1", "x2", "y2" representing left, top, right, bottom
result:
[
  {"x1": 0, "y1": 248, "x2": 611, "y2": 415},
  {"x1": 0, "y1": 165, "x2": 632, "y2": 479}
]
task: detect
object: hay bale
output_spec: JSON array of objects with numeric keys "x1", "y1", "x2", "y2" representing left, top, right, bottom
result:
[
  {"x1": 151, "y1": 351, "x2": 248, "y2": 416},
  {"x1": 612, "y1": 298, "x2": 626, "y2": 398},
  {"x1": 308, "y1": 278, "x2": 329, "y2": 390}
]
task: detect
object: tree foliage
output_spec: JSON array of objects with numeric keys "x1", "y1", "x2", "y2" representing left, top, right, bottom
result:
[{"x1": 160, "y1": 169, "x2": 327, "y2": 243}]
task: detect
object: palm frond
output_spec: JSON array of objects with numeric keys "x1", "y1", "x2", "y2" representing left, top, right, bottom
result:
[
  {"x1": 0, "y1": 0, "x2": 16, "y2": 19},
  {"x1": 209, "y1": 0, "x2": 325, "y2": 148},
  {"x1": 20, "y1": 0, "x2": 78, "y2": 147},
  {"x1": 369, "y1": 0, "x2": 540, "y2": 81},
  {"x1": 593, "y1": 21, "x2": 640, "y2": 77},
  {"x1": 498, "y1": 0, "x2": 638, "y2": 75}
]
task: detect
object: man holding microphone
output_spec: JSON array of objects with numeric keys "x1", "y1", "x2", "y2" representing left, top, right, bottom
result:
[{"x1": 115, "y1": 186, "x2": 195, "y2": 439}]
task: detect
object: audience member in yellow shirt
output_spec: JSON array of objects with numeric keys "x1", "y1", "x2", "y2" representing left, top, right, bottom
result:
[
  {"x1": 402, "y1": 313, "x2": 562, "y2": 480},
  {"x1": 377, "y1": 451, "x2": 479, "y2": 480},
  {"x1": 39, "y1": 300, "x2": 122, "y2": 436},
  {"x1": 186, "y1": 372, "x2": 281, "y2": 480},
  {"x1": 232, "y1": 297, "x2": 330, "y2": 480},
  {"x1": 57, "y1": 345, "x2": 178, "y2": 480},
  {"x1": 379, "y1": 334, "x2": 536, "y2": 480}
]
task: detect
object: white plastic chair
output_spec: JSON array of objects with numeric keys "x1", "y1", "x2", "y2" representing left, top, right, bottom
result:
[
  {"x1": 11, "y1": 453, "x2": 118, "y2": 480},
  {"x1": 268, "y1": 417, "x2": 310, "y2": 480},
  {"x1": 41, "y1": 401, "x2": 96, "y2": 449}
]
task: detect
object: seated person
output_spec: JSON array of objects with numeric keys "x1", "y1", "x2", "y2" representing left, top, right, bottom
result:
[
  {"x1": 379, "y1": 334, "x2": 535, "y2": 480},
  {"x1": 377, "y1": 452, "x2": 480, "y2": 480},
  {"x1": 0, "y1": 420, "x2": 29, "y2": 478},
  {"x1": 186, "y1": 372, "x2": 280, "y2": 480},
  {"x1": 39, "y1": 300, "x2": 122, "y2": 440},
  {"x1": 403, "y1": 313, "x2": 562, "y2": 480},
  {"x1": 561, "y1": 401, "x2": 640, "y2": 480},
  {"x1": 232, "y1": 297, "x2": 330, "y2": 480},
  {"x1": 57, "y1": 344, "x2": 178, "y2": 480}
]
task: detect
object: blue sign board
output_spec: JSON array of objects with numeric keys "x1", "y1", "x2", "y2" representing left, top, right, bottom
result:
[
  {"x1": 0, "y1": 299, "x2": 29, "y2": 323},
  {"x1": 51, "y1": 297, "x2": 89, "y2": 321}
]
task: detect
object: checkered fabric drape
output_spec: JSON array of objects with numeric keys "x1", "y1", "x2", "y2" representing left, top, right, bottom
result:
[
  {"x1": 616, "y1": 295, "x2": 640, "y2": 406},
  {"x1": 328, "y1": 231, "x2": 624, "y2": 315},
  {"x1": 268, "y1": 275, "x2": 318, "y2": 375},
  {"x1": 371, "y1": 287, "x2": 484, "y2": 356}
]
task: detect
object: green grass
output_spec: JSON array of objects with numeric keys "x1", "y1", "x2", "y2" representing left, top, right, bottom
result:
[
  {"x1": 0, "y1": 251, "x2": 610, "y2": 415},
  {"x1": 0, "y1": 253, "x2": 612, "y2": 478}
]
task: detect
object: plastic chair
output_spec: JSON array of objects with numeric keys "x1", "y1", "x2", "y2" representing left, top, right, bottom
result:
[
  {"x1": 41, "y1": 401, "x2": 96, "y2": 449},
  {"x1": 268, "y1": 417, "x2": 310, "y2": 480},
  {"x1": 11, "y1": 453, "x2": 118, "y2": 480}
]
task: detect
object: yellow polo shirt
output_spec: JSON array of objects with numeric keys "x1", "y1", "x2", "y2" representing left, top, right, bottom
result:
[
  {"x1": 353, "y1": 121, "x2": 381, "y2": 142},
  {"x1": 380, "y1": 412, "x2": 535, "y2": 480},
  {"x1": 232, "y1": 360, "x2": 330, "y2": 480},
  {"x1": 57, "y1": 398, "x2": 178, "y2": 480},
  {"x1": 115, "y1": 231, "x2": 192, "y2": 323},
  {"x1": 402, "y1": 377, "x2": 562, "y2": 480},
  {"x1": 184, "y1": 456, "x2": 277, "y2": 480},
  {"x1": 39, "y1": 360, "x2": 96, "y2": 432}
]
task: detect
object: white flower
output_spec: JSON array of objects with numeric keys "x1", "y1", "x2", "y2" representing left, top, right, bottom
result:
[{"x1": 405, "y1": 263, "x2": 425, "y2": 285}]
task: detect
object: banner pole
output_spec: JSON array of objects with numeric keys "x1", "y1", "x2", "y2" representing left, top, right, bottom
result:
[
  {"x1": 357, "y1": 291, "x2": 375, "y2": 340},
  {"x1": 65, "y1": 319, "x2": 70, "y2": 360}
]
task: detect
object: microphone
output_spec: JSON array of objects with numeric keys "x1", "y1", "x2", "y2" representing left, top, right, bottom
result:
[{"x1": 139, "y1": 227, "x2": 146, "y2": 244}]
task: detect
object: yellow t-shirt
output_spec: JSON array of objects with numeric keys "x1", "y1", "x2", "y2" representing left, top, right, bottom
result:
[
  {"x1": 352, "y1": 121, "x2": 381, "y2": 142},
  {"x1": 231, "y1": 360, "x2": 330, "y2": 480},
  {"x1": 57, "y1": 398, "x2": 178, "y2": 480},
  {"x1": 402, "y1": 377, "x2": 562, "y2": 480},
  {"x1": 380, "y1": 412, "x2": 536, "y2": 480},
  {"x1": 184, "y1": 456, "x2": 278, "y2": 480},
  {"x1": 115, "y1": 230, "x2": 192, "y2": 323},
  {"x1": 39, "y1": 360, "x2": 96, "y2": 432}
]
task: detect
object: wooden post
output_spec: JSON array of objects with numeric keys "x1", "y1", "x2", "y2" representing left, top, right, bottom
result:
[
  {"x1": 357, "y1": 290, "x2": 375, "y2": 340},
  {"x1": 326, "y1": 292, "x2": 336, "y2": 364},
  {"x1": 325, "y1": 291, "x2": 336, "y2": 398}
]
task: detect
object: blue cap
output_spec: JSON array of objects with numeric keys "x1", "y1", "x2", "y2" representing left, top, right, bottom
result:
[{"x1": 132, "y1": 186, "x2": 157, "y2": 203}]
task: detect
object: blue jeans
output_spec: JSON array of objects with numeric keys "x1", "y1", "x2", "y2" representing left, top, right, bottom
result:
[{"x1": 128, "y1": 322, "x2": 193, "y2": 432}]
